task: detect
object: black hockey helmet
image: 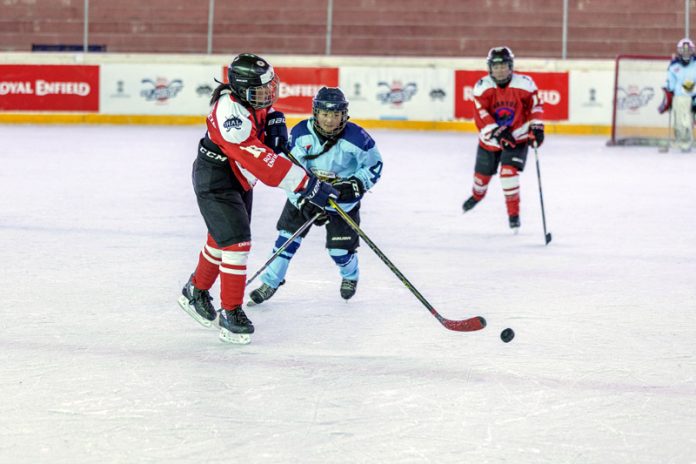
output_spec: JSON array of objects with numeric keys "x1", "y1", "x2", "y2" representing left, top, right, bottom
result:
[
  {"x1": 227, "y1": 53, "x2": 279, "y2": 109},
  {"x1": 677, "y1": 38, "x2": 695, "y2": 65},
  {"x1": 312, "y1": 86, "x2": 349, "y2": 139},
  {"x1": 487, "y1": 46, "x2": 514, "y2": 86}
]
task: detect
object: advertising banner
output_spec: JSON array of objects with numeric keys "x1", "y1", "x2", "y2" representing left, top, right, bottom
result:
[
  {"x1": 0, "y1": 64, "x2": 99, "y2": 111},
  {"x1": 569, "y1": 70, "x2": 613, "y2": 124},
  {"x1": 100, "y1": 64, "x2": 221, "y2": 115},
  {"x1": 274, "y1": 67, "x2": 339, "y2": 115},
  {"x1": 340, "y1": 66, "x2": 454, "y2": 120},
  {"x1": 455, "y1": 70, "x2": 569, "y2": 121}
]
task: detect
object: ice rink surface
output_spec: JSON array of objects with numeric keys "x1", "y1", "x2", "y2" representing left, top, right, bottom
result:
[{"x1": 1, "y1": 124, "x2": 695, "y2": 463}]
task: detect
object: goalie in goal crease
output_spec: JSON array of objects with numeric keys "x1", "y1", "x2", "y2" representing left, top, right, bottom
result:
[{"x1": 658, "y1": 37, "x2": 696, "y2": 152}]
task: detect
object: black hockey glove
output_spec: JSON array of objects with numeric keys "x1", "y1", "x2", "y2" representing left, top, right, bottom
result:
[
  {"x1": 491, "y1": 125, "x2": 517, "y2": 149},
  {"x1": 299, "y1": 202, "x2": 329, "y2": 226},
  {"x1": 333, "y1": 177, "x2": 365, "y2": 202},
  {"x1": 265, "y1": 111, "x2": 288, "y2": 154},
  {"x1": 529, "y1": 123, "x2": 545, "y2": 147}
]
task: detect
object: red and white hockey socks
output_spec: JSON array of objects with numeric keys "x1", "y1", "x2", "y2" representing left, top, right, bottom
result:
[
  {"x1": 500, "y1": 164, "x2": 520, "y2": 216},
  {"x1": 191, "y1": 235, "x2": 251, "y2": 309},
  {"x1": 219, "y1": 241, "x2": 251, "y2": 309},
  {"x1": 472, "y1": 173, "x2": 492, "y2": 200},
  {"x1": 192, "y1": 234, "x2": 222, "y2": 290}
]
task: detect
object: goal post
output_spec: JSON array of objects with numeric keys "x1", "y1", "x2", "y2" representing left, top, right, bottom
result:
[{"x1": 609, "y1": 54, "x2": 673, "y2": 146}]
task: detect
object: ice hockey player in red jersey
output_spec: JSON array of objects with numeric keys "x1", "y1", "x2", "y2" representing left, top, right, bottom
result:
[
  {"x1": 462, "y1": 46, "x2": 544, "y2": 231},
  {"x1": 177, "y1": 53, "x2": 338, "y2": 344}
]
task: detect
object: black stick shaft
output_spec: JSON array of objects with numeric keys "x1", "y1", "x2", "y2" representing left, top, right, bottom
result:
[
  {"x1": 533, "y1": 144, "x2": 552, "y2": 245},
  {"x1": 283, "y1": 147, "x2": 485, "y2": 332},
  {"x1": 246, "y1": 213, "x2": 320, "y2": 286}
]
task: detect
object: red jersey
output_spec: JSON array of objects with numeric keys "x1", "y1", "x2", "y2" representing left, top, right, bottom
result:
[
  {"x1": 473, "y1": 73, "x2": 543, "y2": 151},
  {"x1": 206, "y1": 91, "x2": 307, "y2": 193}
]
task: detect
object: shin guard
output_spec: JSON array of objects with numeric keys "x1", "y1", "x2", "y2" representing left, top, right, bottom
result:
[
  {"x1": 472, "y1": 173, "x2": 492, "y2": 200},
  {"x1": 500, "y1": 165, "x2": 520, "y2": 216},
  {"x1": 192, "y1": 234, "x2": 222, "y2": 290},
  {"x1": 220, "y1": 241, "x2": 251, "y2": 309}
]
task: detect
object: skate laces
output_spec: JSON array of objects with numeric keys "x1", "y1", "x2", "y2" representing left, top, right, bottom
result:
[
  {"x1": 234, "y1": 308, "x2": 251, "y2": 324},
  {"x1": 191, "y1": 286, "x2": 214, "y2": 310},
  {"x1": 259, "y1": 284, "x2": 275, "y2": 299}
]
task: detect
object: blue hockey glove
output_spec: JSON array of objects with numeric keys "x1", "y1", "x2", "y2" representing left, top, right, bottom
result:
[
  {"x1": 298, "y1": 175, "x2": 338, "y2": 209},
  {"x1": 265, "y1": 111, "x2": 288, "y2": 153}
]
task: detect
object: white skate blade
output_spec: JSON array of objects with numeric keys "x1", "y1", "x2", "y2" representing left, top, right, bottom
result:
[
  {"x1": 177, "y1": 295, "x2": 214, "y2": 328},
  {"x1": 218, "y1": 328, "x2": 251, "y2": 345},
  {"x1": 512, "y1": 227, "x2": 520, "y2": 235}
]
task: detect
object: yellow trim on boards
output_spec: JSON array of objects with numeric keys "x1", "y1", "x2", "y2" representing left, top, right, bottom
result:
[{"x1": 0, "y1": 113, "x2": 611, "y2": 136}]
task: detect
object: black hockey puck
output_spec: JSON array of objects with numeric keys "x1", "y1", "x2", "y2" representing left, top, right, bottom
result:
[{"x1": 500, "y1": 328, "x2": 515, "y2": 343}]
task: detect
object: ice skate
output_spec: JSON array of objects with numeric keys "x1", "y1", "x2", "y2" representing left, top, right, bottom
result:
[
  {"x1": 462, "y1": 196, "x2": 480, "y2": 213},
  {"x1": 508, "y1": 215, "x2": 520, "y2": 233},
  {"x1": 218, "y1": 306, "x2": 254, "y2": 344},
  {"x1": 177, "y1": 275, "x2": 217, "y2": 328},
  {"x1": 340, "y1": 278, "x2": 358, "y2": 300},
  {"x1": 248, "y1": 280, "x2": 284, "y2": 306}
]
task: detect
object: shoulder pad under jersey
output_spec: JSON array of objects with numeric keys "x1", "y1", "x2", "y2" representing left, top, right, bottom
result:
[
  {"x1": 341, "y1": 122, "x2": 376, "y2": 150},
  {"x1": 509, "y1": 73, "x2": 538, "y2": 92},
  {"x1": 473, "y1": 76, "x2": 497, "y2": 97}
]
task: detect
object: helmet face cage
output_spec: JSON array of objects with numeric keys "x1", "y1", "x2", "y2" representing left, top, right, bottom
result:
[
  {"x1": 487, "y1": 46, "x2": 514, "y2": 85},
  {"x1": 243, "y1": 74, "x2": 279, "y2": 109},
  {"x1": 677, "y1": 38, "x2": 695, "y2": 64},
  {"x1": 312, "y1": 87, "x2": 349, "y2": 139},
  {"x1": 227, "y1": 54, "x2": 279, "y2": 109}
]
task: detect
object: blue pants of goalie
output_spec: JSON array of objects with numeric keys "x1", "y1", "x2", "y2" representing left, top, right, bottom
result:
[{"x1": 260, "y1": 200, "x2": 361, "y2": 289}]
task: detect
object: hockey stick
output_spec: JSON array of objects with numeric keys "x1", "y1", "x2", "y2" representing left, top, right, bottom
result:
[
  {"x1": 532, "y1": 143, "x2": 552, "y2": 245},
  {"x1": 283, "y1": 147, "x2": 486, "y2": 332},
  {"x1": 246, "y1": 212, "x2": 321, "y2": 286}
]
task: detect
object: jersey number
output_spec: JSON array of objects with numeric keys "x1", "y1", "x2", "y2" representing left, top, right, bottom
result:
[
  {"x1": 240, "y1": 145, "x2": 265, "y2": 159},
  {"x1": 369, "y1": 161, "x2": 383, "y2": 183}
]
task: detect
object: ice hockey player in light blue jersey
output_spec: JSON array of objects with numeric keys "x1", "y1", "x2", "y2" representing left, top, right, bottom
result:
[
  {"x1": 249, "y1": 86, "x2": 383, "y2": 304},
  {"x1": 658, "y1": 38, "x2": 696, "y2": 114}
]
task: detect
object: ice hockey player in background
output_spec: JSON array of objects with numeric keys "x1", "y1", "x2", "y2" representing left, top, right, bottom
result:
[
  {"x1": 658, "y1": 38, "x2": 696, "y2": 151},
  {"x1": 177, "y1": 53, "x2": 338, "y2": 344},
  {"x1": 248, "y1": 87, "x2": 383, "y2": 305},
  {"x1": 462, "y1": 46, "x2": 544, "y2": 231}
]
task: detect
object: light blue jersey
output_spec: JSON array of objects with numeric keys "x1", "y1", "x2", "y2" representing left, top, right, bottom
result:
[
  {"x1": 665, "y1": 57, "x2": 696, "y2": 97},
  {"x1": 252, "y1": 119, "x2": 384, "y2": 293},
  {"x1": 286, "y1": 120, "x2": 383, "y2": 211}
]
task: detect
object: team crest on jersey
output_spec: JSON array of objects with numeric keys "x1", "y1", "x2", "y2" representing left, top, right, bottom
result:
[
  {"x1": 223, "y1": 115, "x2": 243, "y2": 132},
  {"x1": 616, "y1": 86, "x2": 655, "y2": 112},
  {"x1": 494, "y1": 106, "x2": 515, "y2": 126}
]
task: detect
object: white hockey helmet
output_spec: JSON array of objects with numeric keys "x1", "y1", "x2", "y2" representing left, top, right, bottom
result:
[{"x1": 676, "y1": 38, "x2": 695, "y2": 64}]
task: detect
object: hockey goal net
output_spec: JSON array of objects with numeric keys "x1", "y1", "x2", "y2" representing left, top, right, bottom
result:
[{"x1": 609, "y1": 55, "x2": 672, "y2": 146}]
